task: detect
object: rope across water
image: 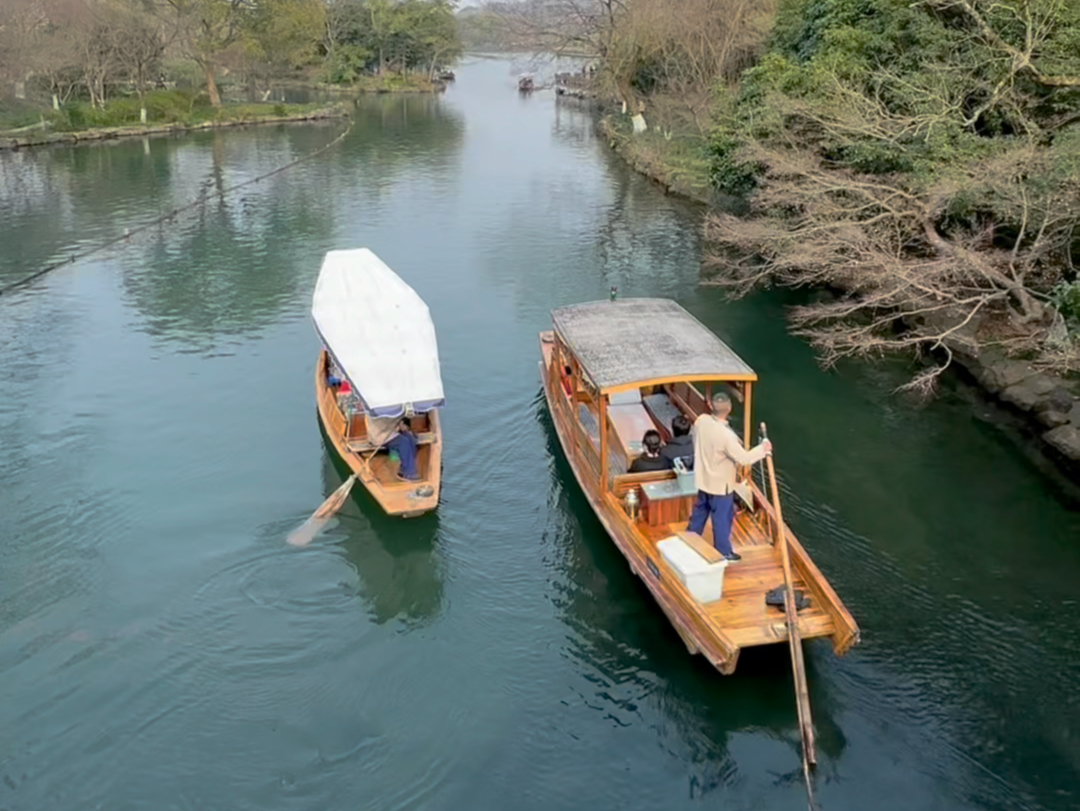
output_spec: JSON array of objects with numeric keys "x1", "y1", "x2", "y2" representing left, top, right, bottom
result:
[{"x1": 0, "y1": 116, "x2": 355, "y2": 297}]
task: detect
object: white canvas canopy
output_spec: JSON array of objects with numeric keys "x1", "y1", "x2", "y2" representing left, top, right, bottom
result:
[{"x1": 312, "y1": 248, "x2": 444, "y2": 418}]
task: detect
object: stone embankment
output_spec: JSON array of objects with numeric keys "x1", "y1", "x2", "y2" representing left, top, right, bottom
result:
[{"x1": 954, "y1": 347, "x2": 1080, "y2": 470}]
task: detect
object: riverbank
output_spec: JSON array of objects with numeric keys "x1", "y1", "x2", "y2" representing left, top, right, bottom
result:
[
  {"x1": 275, "y1": 75, "x2": 448, "y2": 95},
  {"x1": 598, "y1": 107, "x2": 1080, "y2": 482},
  {"x1": 597, "y1": 113, "x2": 712, "y2": 205},
  {"x1": 0, "y1": 104, "x2": 349, "y2": 152}
]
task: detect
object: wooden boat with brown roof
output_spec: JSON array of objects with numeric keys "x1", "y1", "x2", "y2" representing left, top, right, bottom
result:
[
  {"x1": 312, "y1": 249, "x2": 443, "y2": 518},
  {"x1": 538, "y1": 298, "x2": 859, "y2": 675}
]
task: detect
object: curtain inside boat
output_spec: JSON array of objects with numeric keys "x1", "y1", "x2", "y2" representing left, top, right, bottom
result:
[
  {"x1": 364, "y1": 414, "x2": 403, "y2": 447},
  {"x1": 313, "y1": 248, "x2": 445, "y2": 418}
]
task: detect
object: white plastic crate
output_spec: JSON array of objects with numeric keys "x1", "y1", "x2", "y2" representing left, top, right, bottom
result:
[{"x1": 657, "y1": 536, "x2": 728, "y2": 604}]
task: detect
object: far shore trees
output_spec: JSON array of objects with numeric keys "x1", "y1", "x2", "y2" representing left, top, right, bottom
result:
[
  {"x1": 110, "y1": 8, "x2": 167, "y2": 122},
  {"x1": 322, "y1": 0, "x2": 460, "y2": 83},
  {"x1": 0, "y1": 0, "x2": 462, "y2": 117}
]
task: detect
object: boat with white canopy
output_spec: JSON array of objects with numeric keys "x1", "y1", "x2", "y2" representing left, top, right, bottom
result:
[{"x1": 312, "y1": 248, "x2": 444, "y2": 517}]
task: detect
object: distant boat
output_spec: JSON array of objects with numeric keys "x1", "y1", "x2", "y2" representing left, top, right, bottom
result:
[
  {"x1": 312, "y1": 249, "x2": 444, "y2": 517},
  {"x1": 518, "y1": 75, "x2": 535, "y2": 92},
  {"x1": 437, "y1": 69, "x2": 455, "y2": 81}
]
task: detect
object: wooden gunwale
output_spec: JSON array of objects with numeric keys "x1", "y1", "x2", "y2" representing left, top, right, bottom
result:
[
  {"x1": 539, "y1": 330, "x2": 859, "y2": 675},
  {"x1": 315, "y1": 349, "x2": 441, "y2": 517},
  {"x1": 597, "y1": 374, "x2": 758, "y2": 394}
]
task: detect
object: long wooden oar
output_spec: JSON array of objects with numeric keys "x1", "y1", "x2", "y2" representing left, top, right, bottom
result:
[
  {"x1": 286, "y1": 474, "x2": 358, "y2": 547},
  {"x1": 761, "y1": 423, "x2": 817, "y2": 810}
]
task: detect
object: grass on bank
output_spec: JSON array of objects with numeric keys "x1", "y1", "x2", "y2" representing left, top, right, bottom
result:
[
  {"x1": 1, "y1": 73, "x2": 440, "y2": 135},
  {"x1": 0, "y1": 89, "x2": 332, "y2": 135},
  {"x1": 599, "y1": 111, "x2": 713, "y2": 203},
  {"x1": 55, "y1": 91, "x2": 326, "y2": 132},
  {"x1": 0, "y1": 97, "x2": 51, "y2": 131}
]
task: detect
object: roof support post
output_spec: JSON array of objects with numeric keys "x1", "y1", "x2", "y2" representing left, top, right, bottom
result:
[
  {"x1": 598, "y1": 393, "x2": 608, "y2": 493},
  {"x1": 743, "y1": 382, "x2": 753, "y2": 451}
]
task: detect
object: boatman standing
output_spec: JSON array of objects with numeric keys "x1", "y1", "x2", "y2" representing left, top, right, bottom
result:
[{"x1": 688, "y1": 391, "x2": 771, "y2": 561}]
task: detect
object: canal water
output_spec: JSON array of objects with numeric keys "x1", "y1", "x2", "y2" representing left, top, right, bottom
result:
[{"x1": 1, "y1": 56, "x2": 1079, "y2": 811}]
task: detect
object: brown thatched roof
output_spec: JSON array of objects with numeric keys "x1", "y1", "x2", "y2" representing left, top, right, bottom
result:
[{"x1": 552, "y1": 299, "x2": 755, "y2": 391}]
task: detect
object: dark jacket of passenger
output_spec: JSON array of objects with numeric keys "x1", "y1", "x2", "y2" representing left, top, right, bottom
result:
[
  {"x1": 629, "y1": 454, "x2": 672, "y2": 473},
  {"x1": 660, "y1": 435, "x2": 694, "y2": 468}
]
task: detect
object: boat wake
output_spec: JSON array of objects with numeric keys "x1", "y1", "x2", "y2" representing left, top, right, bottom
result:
[{"x1": 286, "y1": 514, "x2": 336, "y2": 547}]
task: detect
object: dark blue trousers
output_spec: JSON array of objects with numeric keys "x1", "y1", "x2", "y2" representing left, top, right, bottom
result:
[
  {"x1": 687, "y1": 491, "x2": 736, "y2": 556},
  {"x1": 386, "y1": 432, "x2": 419, "y2": 479}
]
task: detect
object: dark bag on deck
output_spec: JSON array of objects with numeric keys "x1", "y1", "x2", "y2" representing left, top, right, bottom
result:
[{"x1": 765, "y1": 587, "x2": 810, "y2": 612}]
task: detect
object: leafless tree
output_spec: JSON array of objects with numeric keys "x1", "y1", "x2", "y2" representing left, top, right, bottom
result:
[
  {"x1": 704, "y1": 138, "x2": 1080, "y2": 394},
  {"x1": 0, "y1": 0, "x2": 46, "y2": 88},
  {"x1": 703, "y1": 0, "x2": 1080, "y2": 392},
  {"x1": 489, "y1": 0, "x2": 775, "y2": 132},
  {"x1": 158, "y1": 0, "x2": 250, "y2": 107},
  {"x1": 76, "y1": 18, "x2": 121, "y2": 107},
  {"x1": 111, "y1": 9, "x2": 167, "y2": 120}
]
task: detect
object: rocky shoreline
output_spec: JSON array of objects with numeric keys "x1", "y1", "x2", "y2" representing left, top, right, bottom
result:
[
  {"x1": 952, "y1": 346, "x2": 1080, "y2": 475},
  {"x1": 0, "y1": 106, "x2": 349, "y2": 152},
  {"x1": 600, "y1": 112, "x2": 1080, "y2": 483}
]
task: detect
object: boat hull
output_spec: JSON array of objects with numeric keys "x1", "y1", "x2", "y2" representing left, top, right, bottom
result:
[
  {"x1": 315, "y1": 350, "x2": 441, "y2": 517},
  {"x1": 539, "y1": 332, "x2": 858, "y2": 674}
]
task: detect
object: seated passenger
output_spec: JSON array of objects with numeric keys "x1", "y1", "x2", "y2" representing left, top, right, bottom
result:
[
  {"x1": 660, "y1": 414, "x2": 694, "y2": 469},
  {"x1": 386, "y1": 417, "x2": 421, "y2": 482},
  {"x1": 561, "y1": 365, "x2": 574, "y2": 396},
  {"x1": 629, "y1": 430, "x2": 672, "y2": 473},
  {"x1": 328, "y1": 357, "x2": 346, "y2": 388}
]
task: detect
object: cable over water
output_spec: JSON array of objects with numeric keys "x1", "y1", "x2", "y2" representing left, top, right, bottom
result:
[{"x1": 0, "y1": 116, "x2": 354, "y2": 297}]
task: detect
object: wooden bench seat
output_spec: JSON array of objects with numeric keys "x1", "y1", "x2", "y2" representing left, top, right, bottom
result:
[
  {"x1": 577, "y1": 403, "x2": 627, "y2": 476},
  {"x1": 347, "y1": 431, "x2": 436, "y2": 453},
  {"x1": 643, "y1": 392, "x2": 683, "y2": 438},
  {"x1": 607, "y1": 402, "x2": 655, "y2": 458},
  {"x1": 674, "y1": 530, "x2": 724, "y2": 564}
]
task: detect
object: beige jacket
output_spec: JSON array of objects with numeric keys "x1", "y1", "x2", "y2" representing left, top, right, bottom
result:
[{"x1": 692, "y1": 414, "x2": 768, "y2": 495}]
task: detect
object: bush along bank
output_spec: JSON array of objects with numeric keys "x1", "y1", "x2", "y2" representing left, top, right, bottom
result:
[
  {"x1": 686, "y1": 0, "x2": 1080, "y2": 476},
  {"x1": 604, "y1": 96, "x2": 1080, "y2": 475},
  {"x1": 588, "y1": 0, "x2": 1080, "y2": 476}
]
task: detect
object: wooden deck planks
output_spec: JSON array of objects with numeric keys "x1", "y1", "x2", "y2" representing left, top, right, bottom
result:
[{"x1": 640, "y1": 521, "x2": 837, "y2": 646}]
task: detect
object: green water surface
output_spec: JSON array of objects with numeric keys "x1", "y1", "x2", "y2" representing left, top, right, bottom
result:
[{"x1": 1, "y1": 56, "x2": 1079, "y2": 811}]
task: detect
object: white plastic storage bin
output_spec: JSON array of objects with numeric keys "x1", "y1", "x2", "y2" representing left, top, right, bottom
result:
[{"x1": 657, "y1": 537, "x2": 728, "y2": 604}]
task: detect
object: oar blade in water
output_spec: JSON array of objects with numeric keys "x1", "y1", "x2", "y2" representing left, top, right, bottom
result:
[{"x1": 287, "y1": 475, "x2": 357, "y2": 546}]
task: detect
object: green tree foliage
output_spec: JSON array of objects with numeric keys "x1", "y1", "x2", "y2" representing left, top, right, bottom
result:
[
  {"x1": 706, "y1": 0, "x2": 1080, "y2": 389},
  {"x1": 244, "y1": 0, "x2": 327, "y2": 87},
  {"x1": 323, "y1": 0, "x2": 461, "y2": 82}
]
